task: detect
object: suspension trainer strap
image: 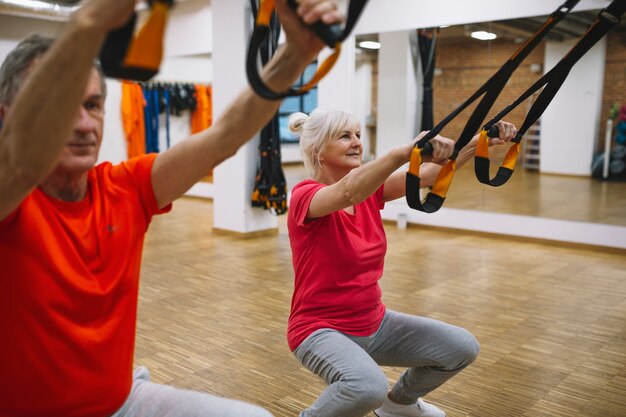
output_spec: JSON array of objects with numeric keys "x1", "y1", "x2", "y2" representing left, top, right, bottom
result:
[
  {"x1": 250, "y1": 0, "x2": 289, "y2": 214},
  {"x1": 476, "y1": 0, "x2": 626, "y2": 187},
  {"x1": 100, "y1": 0, "x2": 174, "y2": 81},
  {"x1": 406, "y1": 0, "x2": 580, "y2": 213},
  {"x1": 246, "y1": 0, "x2": 368, "y2": 100}
]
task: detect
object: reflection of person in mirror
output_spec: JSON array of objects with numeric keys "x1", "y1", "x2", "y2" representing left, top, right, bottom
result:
[
  {"x1": 286, "y1": 107, "x2": 517, "y2": 417},
  {"x1": 0, "y1": 0, "x2": 343, "y2": 416}
]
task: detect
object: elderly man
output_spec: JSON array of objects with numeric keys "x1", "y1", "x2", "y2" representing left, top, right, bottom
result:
[{"x1": 0, "y1": 0, "x2": 341, "y2": 416}]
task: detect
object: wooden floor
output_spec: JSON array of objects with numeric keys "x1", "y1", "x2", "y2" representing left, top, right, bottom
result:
[{"x1": 136, "y1": 197, "x2": 626, "y2": 417}]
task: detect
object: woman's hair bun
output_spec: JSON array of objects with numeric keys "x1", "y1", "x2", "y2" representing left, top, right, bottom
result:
[{"x1": 288, "y1": 112, "x2": 308, "y2": 136}]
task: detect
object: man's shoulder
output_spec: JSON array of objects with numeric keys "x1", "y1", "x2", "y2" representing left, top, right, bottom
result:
[{"x1": 92, "y1": 154, "x2": 157, "y2": 178}]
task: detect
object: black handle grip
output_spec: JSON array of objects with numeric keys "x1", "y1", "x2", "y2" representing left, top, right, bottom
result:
[
  {"x1": 420, "y1": 142, "x2": 459, "y2": 160},
  {"x1": 148, "y1": 0, "x2": 174, "y2": 6},
  {"x1": 309, "y1": 21, "x2": 343, "y2": 47},
  {"x1": 487, "y1": 125, "x2": 500, "y2": 138},
  {"x1": 286, "y1": 0, "x2": 343, "y2": 47},
  {"x1": 420, "y1": 142, "x2": 433, "y2": 156}
]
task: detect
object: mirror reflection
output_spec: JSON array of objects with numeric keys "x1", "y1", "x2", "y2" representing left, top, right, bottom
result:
[{"x1": 354, "y1": 10, "x2": 626, "y2": 226}]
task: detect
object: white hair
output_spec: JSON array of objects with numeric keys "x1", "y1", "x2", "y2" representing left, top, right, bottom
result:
[{"x1": 288, "y1": 107, "x2": 360, "y2": 178}]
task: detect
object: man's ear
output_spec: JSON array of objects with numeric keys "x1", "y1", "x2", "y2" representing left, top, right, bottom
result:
[{"x1": 0, "y1": 105, "x2": 5, "y2": 129}]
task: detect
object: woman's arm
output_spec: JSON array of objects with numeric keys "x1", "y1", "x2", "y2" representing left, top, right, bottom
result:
[{"x1": 307, "y1": 134, "x2": 454, "y2": 219}]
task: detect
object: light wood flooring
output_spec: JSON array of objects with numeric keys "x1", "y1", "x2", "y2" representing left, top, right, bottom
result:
[{"x1": 136, "y1": 197, "x2": 626, "y2": 417}]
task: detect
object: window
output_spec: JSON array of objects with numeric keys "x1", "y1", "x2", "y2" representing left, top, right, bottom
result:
[{"x1": 278, "y1": 62, "x2": 318, "y2": 143}]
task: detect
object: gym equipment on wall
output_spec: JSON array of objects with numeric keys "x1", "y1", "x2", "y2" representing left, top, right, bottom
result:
[
  {"x1": 246, "y1": 0, "x2": 368, "y2": 100},
  {"x1": 594, "y1": 104, "x2": 626, "y2": 181},
  {"x1": 406, "y1": 0, "x2": 581, "y2": 213},
  {"x1": 100, "y1": 0, "x2": 174, "y2": 81},
  {"x1": 249, "y1": 0, "x2": 288, "y2": 214}
]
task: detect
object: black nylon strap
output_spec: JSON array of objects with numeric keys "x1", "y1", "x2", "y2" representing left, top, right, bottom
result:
[
  {"x1": 246, "y1": 0, "x2": 368, "y2": 100},
  {"x1": 476, "y1": 0, "x2": 626, "y2": 186},
  {"x1": 407, "y1": 0, "x2": 580, "y2": 213},
  {"x1": 99, "y1": 1, "x2": 175, "y2": 81},
  {"x1": 406, "y1": 172, "x2": 445, "y2": 213},
  {"x1": 250, "y1": 0, "x2": 289, "y2": 214},
  {"x1": 415, "y1": 0, "x2": 580, "y2": 153}
]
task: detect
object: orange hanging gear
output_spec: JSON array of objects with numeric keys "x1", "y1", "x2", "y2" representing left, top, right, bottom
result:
[
  {"x1": 99, "y1": 0, "x2": 174, "y2": 81},
  {"x1": 121, "y1": 81, "x2": 147, "y2": 159},
  {"x1": 190, "y1": 85, "x2": 213, "y2": 179},
  {"x1": 191, "y1": 85, "x2": 212, "y2": 134}
]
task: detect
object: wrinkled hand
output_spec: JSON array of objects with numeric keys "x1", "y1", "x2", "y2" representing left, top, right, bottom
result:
[
  {"x1": 276, "y1": 0, "x2": 344, "y2": 60},
  {"x1": 73, "y1": 0, "x2": 136, "y2": 33},
  {"x1": 402, "y1": 131, "x2": 455, "y2": 165},
  {"x1": 489, "y1": 120, "x2": 518, "y2": 146},
  {"x1": 428, "y1": 134, "x2": 455, "y2": 163}
]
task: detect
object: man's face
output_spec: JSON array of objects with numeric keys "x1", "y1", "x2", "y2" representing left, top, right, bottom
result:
[{"x1": 54, "y1": 68, "x2": 105, "y2": 176}]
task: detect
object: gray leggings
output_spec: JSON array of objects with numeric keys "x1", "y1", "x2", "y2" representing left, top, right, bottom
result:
[
  {"x1": 293, "y1": 310, "x2": 480, "y2": 417},
  {"x1": 111, "y1": 367, "x2": 273, "y2": 417}
]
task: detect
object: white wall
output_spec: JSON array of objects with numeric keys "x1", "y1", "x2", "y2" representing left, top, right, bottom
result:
[
  {"x1": 376, "y1": 30, "x2": 416, "y2": 158},
  {"x1": 0, "y1": 15, "x2": 62, "y2": 54},
  {"x1": 540, "y1": 38, "x2": 607, "y2": 176},
  {"x1": 355, "y1": 53, "x2": 373, "y2": 158},
  {"x1": 317, "y1": 35, "x2": 357, "y2": 112},
  {"x1": 162, "y1": 0, "x2": 212, "y2": 58},
  {"x1": 353, "y1": 0, "x2": 610, "y2": 35}
]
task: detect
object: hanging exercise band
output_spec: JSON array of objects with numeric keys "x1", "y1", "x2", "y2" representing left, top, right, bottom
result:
[
  {"x1": 100, "y1": 0, "x2": 174, "y2": 81},
  {"x1": 246, "y1": 0, "x2": 368, "y2": 100},
  {"x1": 405, "y1": 0, "x2": 581, "y2": 213},
  {"x1": 249, "y1": 0, "x2": 289, "y2": 214},
  {"x1": 475, "y1": 0, "x2": 626, "y2": 187}
]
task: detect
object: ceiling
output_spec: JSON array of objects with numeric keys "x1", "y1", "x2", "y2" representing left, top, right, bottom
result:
[
  {"x1": 357, "y1": 9, "x2": 626, "y2": 47},
  {"x1": 0, "y1": 0, "x2": 82, "y2": 21},
  {"x1": 2, "y1": 2, "x2": 624, "y2": 41},
  {"x1": 443, "y1": 10, "x2": 625, "y2": 43}
]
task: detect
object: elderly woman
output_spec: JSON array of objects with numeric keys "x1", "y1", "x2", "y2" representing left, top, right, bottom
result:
[{"x1": 286, "y1": 107, "x2": 516, "y2": 417}]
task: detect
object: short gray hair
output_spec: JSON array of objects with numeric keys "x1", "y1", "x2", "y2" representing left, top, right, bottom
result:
[{"x1": 0, "y1": 34, "x2": 107, "y2": 106}]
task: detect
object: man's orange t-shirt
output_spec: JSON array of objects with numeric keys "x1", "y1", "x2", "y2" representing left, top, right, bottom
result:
[{"x1": 0, "y1": 154, "x2": 170, "y2": 417}]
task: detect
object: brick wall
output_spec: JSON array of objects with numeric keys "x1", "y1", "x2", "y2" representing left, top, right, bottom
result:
[
  {"x1": 368, "y1": 32, "x2": 623, "y2": 157},
  {"x1": 432, "y1": 32, "x2": 626, "y2": 152},
  {"x1": 432, "y1": 38, "x2": 545, "y2": 141}
]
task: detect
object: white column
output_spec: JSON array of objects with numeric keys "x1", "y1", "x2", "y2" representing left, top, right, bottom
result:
[
  {"x1": 376, "y1": 30, "x2": 417, "y2": 158},
  {"x1": 540, "y1": 38, "x2": 607, "y2": 176},
  {"x1": 211, "y1": 0, "x2": 277, "y2": 234},
  {"x1": 317, "y1": 35, "x2": 357, "y2": 113},
  {"x1": 355, "y1": 54, "x2": 373, "y2": 158}
]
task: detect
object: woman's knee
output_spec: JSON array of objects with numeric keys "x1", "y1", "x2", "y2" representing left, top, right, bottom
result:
[
  {"x1": 449, "y1": 328, "x2": 480, "y2": 369},
  {"x1": 346, "y1": 368, "x2": 389, "y2": 410}
]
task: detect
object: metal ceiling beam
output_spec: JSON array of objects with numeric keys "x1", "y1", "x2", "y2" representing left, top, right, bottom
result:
[
  {"x1": 0, "y1": 0, "x2": 80, "y2": 21},
  {"x1": 525, "y1": 16, "x2": 589, "y2": 37},
  {"x1": 488, "y1": 21, "x2": 563, "y2": 42}
]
